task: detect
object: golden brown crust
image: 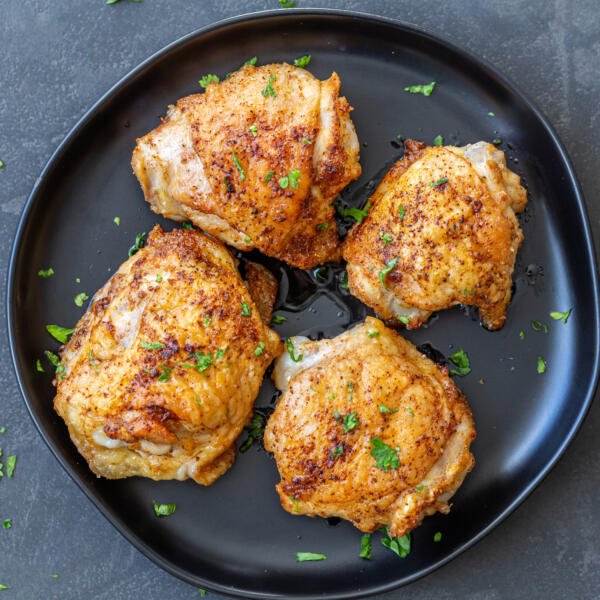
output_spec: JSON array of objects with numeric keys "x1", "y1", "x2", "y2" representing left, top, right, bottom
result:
[
  {"x1": 53, "y1": 226, "x2": 282, "y2": 485},
  {"x1": 342, "y1": 140, "x2": 526, "y2": 330},
  {"x1": 264, "y1": 317, "x2": 476, "y2": 537}
]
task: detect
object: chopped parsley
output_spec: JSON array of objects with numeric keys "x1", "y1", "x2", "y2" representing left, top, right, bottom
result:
[
  {"x1": 45, "y1": 350, "x2": 66, "y2": 378},
  {"x1": 254, "y1": 341, "x2": 266, "y2": 356},
  {"x1": 46, "y1": 324, "x2": 74, "y2": 344},
  {"x1": 398, "y1": 205, "x2": 406, "y2": 220},
  {"x1": 381, "y1": 528, "x2": 411, "y2": 558},
  {"x1": 302, "y1": 137, "x2": 312, "y2": 144},
  {"x1": 492, "y1": 138, "x2": 502, "y2": 145},
  {"x1": 430, "y1": 177, "x2": 448, "y2": 188},
  {"x1": 330, "y1": 443, "x2": 344, "y2": 458},
  {"x1": 74, "y1": 292, "x2": 89, "y2": 307},
  {"x1": 367, "y1": 330, "x2": 380, "y2": 338},
  {"x1": 199, "y1": 74, "x2": 219, "y2": 89},
  {"x1": 340, "y1": 271, "x2": 349, "y2": 290},
  {"x1": 203, "y1": 315, "x2": 212, "y2": 327},
  {"x1": 537, "y1": 356, "x2": 547, "y2": 374},
  {"x1": 288, "y1": 169, "x2": 300, "y2": 189},
  {"x1": 152, "y1": 501, "x2": 176, "y2": 517},
  {"x1": 264, "y1": 170, "x2": 275, "y2": 183},
  {"x1": 293, "y1": 54, "x2": 311, "y2": 68},
  {"x1": 158, "y1": 365, "x2": 172, "y2": 382},
  {"x1": 398, "y1": 315, "x2": 410, "y2": 325},
  {"x1": 35, "y1": 359, "x2": 44, "y2": 373},
  {"x1": 342, "y1": 412, "x2": 359, "y2": 432},
  {"x1": 0, "y1": 427, "x2": 5, "y2": 434},
  {"x1": 488, "y1": 111, "x2": 495, "y2": 117},
  {"x1": 239, "y1": 412, "x2": 265, "y2": 453},
  {"x1": 240, "y1": 302, "x2": 252, "y2": 316},
  {"x1": 379, "y1": 404, "x2": 398, "y2": 414},
  {"x1": 6, "y1": 455, "x2": 16, "y2": 478},
  {"x1": 182, "y1": 221, "x2": 194, "y2": 230},
  {"x1": 550, "y1": 308, "x2": 572, "y2": 324},
  {"x1": 296, "y1": 552, "x2": 327, "y2": 562},
  {"x1": 128, "y1": 231, "x2": 147, "y2": 256},
  {"x1": 156, "y1": 274, "x2": 163, "y2": 282},
  {"x1": 0, "y1": 160, "x2": 4, "y2": 169},
  {"x1": 370, "y1": 437, "x2": 400, "y2": 471},
  {"x1": 379, "y1": 231, "x2": 393, "y2": 245},
  {"x1": 2, "y1": 519, "x2": 11, "y2": 529},
  {"x1": 519, "y1": 330, "x2": 525, "y2": 340},
  {"x1": 243, "y1": 235, "x2": 252, "y2": 244},
  {"x1": 415, "y1": 484, "x2": 427, "y2": 492},
  {"x1": 198, "y1": 589, "x2": 207, "y2": 597},
  {"x1": 286, "y1": 338, "x2": 303, "y2": 362},
  {"x1": 336, "y1": 201, "x2": 371, "y2": 223},
  {"x1": 38, "y1": 268, "x2": 54, "y2": 278},
  {"x1": 243, "y1": 56, "x2": 258, "y2": 67},
  {"x1": 141, "y1": 341, "x2": 165, "y2": 350},
  {"x1": 404, "y1": 81, "x2": 436, "y2": 96},
  {"x1": 289, "y1": 495, "x2": 300, "y2": 511},
  {"x1": 433, "y1": 531, "x2": 442, "y2": 542},
  {"x1": 113, "y1": 216, "x2": 121, "y2": 226},
  {"x1": 406, "y1": 407, "x2": 415, "y2": 417},
  {"x1": 261, "y1": 75, "x2": 277, "y2": 98},
  {"x1": 316, "y1": 222, "x2": 329, "y2": 230},
  {"x1": 279, "y1": 0, "x2": 296, "y2": 6},
  {"x1": 279, "y1": 176, "x2": 289, "y2": 189},
  {"x1": 0, "y1": 585, "x2": 9, "y2": 590},
  {"x1": 433, "y1": 134, "x2": 444, "y2": 146},
  {"x1": 233, "y1": 151, "x2": 245, "y2": 181},
  {"x1": 448, "y1": 349, "x2": 471, "y2": 376},
  {"x1": 379, "y1": 257, "x2": 399, "y2": 290},
  {"x1": 360, "y1": 533, "x2": 372, "y2": 559},
  {"x1": 249, "y1": 124, "x2": 258, "y2": 137},
  {"x1": 272, "y1": 315, "x2": 287, "y2": 324},
  {"x1": 531, "y1": 320, "x2": 548, "y2": 333}
]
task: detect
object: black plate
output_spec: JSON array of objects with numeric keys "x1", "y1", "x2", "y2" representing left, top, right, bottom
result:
[{"x1": 7, "y1": 9, "x2": 599, "y2": 600}]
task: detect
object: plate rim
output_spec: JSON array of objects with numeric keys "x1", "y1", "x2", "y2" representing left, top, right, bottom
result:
[{"x1": 6, "y1": 8, "x2": 600, "y2": 599}]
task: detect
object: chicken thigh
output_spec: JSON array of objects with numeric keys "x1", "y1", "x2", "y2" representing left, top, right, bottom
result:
[
  {"x1": 132, "y1": 63, "x2": 361, "y2": 269},
  {"x1": 342, "y1": 140, "x2": 527, "y2": 330},
  {"x1": 264, "y1": 317, "x2": 476, "y2": 537},
  {"x1": 53, "y1": 226, "x2": 282, "y2": 485}
]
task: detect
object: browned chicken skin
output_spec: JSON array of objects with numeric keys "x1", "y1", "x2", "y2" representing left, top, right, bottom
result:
[
  {"x1": 132, "y1": 63, "x2": 361, "y2": 268},
  {"x1": 53, "y1": 226, "x2": 282, "y2": 485},
  {"x1": 264, "y1": 317, "x2": 476, "y2": 537},
  {"x1": 342, "y1": 140, "x2": 527, "y2": 330}
]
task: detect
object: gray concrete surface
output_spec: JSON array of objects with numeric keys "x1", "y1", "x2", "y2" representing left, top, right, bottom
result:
[{"x1": 1, "y1": 1, "x2": 599, "y2": 598}]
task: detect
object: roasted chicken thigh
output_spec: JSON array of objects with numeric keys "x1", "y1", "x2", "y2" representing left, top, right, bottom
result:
[
  {"x1": 132, "y1": 63, "x2": 361, "y2": 268},
  {"x1": 53, "y1": 226, "x2": 282, "y2": 485},
  {"x1": 264, "y1": 317, "x2": 476, "y2": 537},
  {"x1": 342, "y1": 140, "x2": 527, "y2": 330}
]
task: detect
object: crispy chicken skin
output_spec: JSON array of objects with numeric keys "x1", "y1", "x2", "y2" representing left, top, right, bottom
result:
[
  {"x1": 53, "y1": 226, "x2": 282, "y2": 485},
  {"x1": 132, "y1": 63, "x2": 361, "y2": 269},
  {"x1": 264, "y1": 317, "x2": 476, "y2": 537},
  {"x1": 342, "y1": 140, "x2": 527, "y2": 330}
]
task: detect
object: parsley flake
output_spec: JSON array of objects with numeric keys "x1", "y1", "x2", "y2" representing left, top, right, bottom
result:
[
  {"x1": 128, "y1": 231, "x2": 147, "y2": 256},
  {"x1": 278, "y1": 176, "x2": 289, "y2": 189},
  {"x1": 398, "y1": 205, "x2": 406, "y2": 220},
  {"x1": 46, "y1": 324, "x2": 74, "y2": 344},
  {"x1": 448, "y1": 349, "x2": 471, "y2": 376},
  {"x1": 336, "y1": 201, "x2": 371, "y2": 223},
  {"x1": 254, "y1": 341, "x2": 266, "y2": 356},
  {"x1": 433, "y1": 134, "x2": 444, "y2": 146},
  {"x1": 279, "y1": 0, "x2": 296, "y2": 6},
  {"x1": 141, "y1": 341, "x2": 165, "y2": 350},
  {"x1": 233, "y1": 151, "x2": 245, "y2": 181},
  {"x1": 370, "y1": 437, "x2": 399, "y2": 471},
  {"x1": 342, "y1": 412, "x2": 359, "y2": 432},
  {"x1": 293, "y1": 54, "x2": 311, "y2": 68},
  {"x1": 35, "y1": 359, "x2": 44, "y2": 373},
  {"x1": 492, "y1": 138, "x2": 502, "y2": 145},
  {"x1": 519, "y1": 330, "x2": 525, "y2": 340},
  {"x1": 404, "y1": 81, "x2": 436, "y2": 96},
  {"x1": 537, "y1": 356, "x2": 547, "y2": 374},
  {"x1": 289, "y1": 169, "x2": 300, "y2": 189},
  {"x1": 6, "y1": 455, "x2": 16, "y2": 478},
  {"x1": 240, "y1": 302, "x2": 252, "y2": 316},
  {"x1": 249, "y1": 124, "x2": 258, "y2": 137},
  {"x1": 379, "y1": 404, "x2": 398, "y2": 414},
  {"x1": 488, "y1": 111, "x2": 495, "y2": 117},
  {"x1": 74, "y1": 292, "x2": 89, "y2": 307},
  {"x1": 198, "y1": 589, "x2": 207, "y2": 597},
  {"x1": 330, "y1": 442, "x2": 344, "y2": 458},
  {"x1": 239, "y1": 412, "x2": 265, "y2": 453},
  {"x1": 199, "y1": 74, "x2": 219, "y2": 89},
  {"x1": 381, "y1": 527, "x2": 412, "y2": 558},
  {"x1": 152, "y1": 501, "x2": 176, "y2": 517},
  {"x1": 262, "y1": 75, "x2": 277, "y2": 98},
  {"x1": 316, "y1": 222, "x2": 329, "y2": 230},
  {"x1": 360, "y1": 533, "x2": 372, "y2": 559},
  {"x1": 430, "y1": 177, "x2": 448, "y2": 188},
  {"x1": 550, "y1": 308, "x2": 572, "y2": 324},
  {"x1": 182, "y1": 221, "x2": 194, "y2": 230},
  {"x1": 264, "y1": 170, "x2": 275, "y2": 184},
  {"x1": 434, "y1": 531, "x2": 442, "y2": 542},
  {"x1": 113, "y1": 216, "x2": 121, "y2": 226},
  {"x1": 367, "y1": 330, "x2": 380, "y2": 338},
  {"x1": 2, "y1": 519, "x2": 11, "y2": 529},
  {"x1": 243, "y1": 56, "x2": 258, "y2": 67},
  {"x1": 158, "y1": 365, "x2": 172, "y2": 382},
  {"x1": 44, "y1": 350, "x2": 66, "y2": 379},
  {"x1": 272, "y1": 315, "x2": 287, "y2": 324},
  {"x1": 399, "y1": 315, "x2": 410, "y2": 325},
  {"x1": 379, "y1": 257, "x2": 399, "y2": 290},
  {"x1": 38, "y1": 268, "x2": 54, "y2": 278},
  {"x1": 286, "y1": 338, "x2": 304, "y2": 362},
  {"x1": 379, "y1": 231, "x2": 393, "y2": 245},
  {"x1": 531, "y1": 320, "x2": 548, "y2": 333},
  {"x1": 296, "y1": 552, "x2": 327, "y2": 562}
]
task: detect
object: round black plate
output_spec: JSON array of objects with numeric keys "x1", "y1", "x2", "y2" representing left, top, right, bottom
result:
[{"x1": 7, "y1": 10, "x2": 599, "y2": 600}]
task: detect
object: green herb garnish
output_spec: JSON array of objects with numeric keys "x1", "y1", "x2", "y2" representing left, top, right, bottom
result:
[
  {"x1": 6, "y1": 455, "x2": 16, "y2": 478},
  {"x1": 492, "y1": 138, "x2": 502, "y2": 145},
  {"x1": 337, "y1": 201, "x2": 371, "y2": 223},
  {"x1": 330, "y1": 443, "x2": 344, "y2": 458},
  {"x1": 113, "y1": 216, "x2": 121, "y2": 226},
  {"x1": 44, "y1": 350, "x2": 66, "y2": 378},
  {"x1": 398, "y1": 315, "x2": 410, "y2": 325},
  {"x1": 379, "y1": 257, "x2": 399, "y2": 290},
  {"x1": 519, "y1": 330, "x2": 525, "y2": 340},
  {"x1": 128, "y1": 231, "x2": 147, "y2": 256},
  {"x1": 430, "y1": 177, "x2": 448, "y2": 188},
  {"x1": 531, "y1": 320, "x2": 548, "y2": 333},
  {"x1": 254, "y1": 341, "x2": 266, "y2": 356},
  {"x1": 370, "y1": 437, "x2": 400, "y2": 471},
  {"x1": 288, "y1": 169, "x2": 300, "y2": 189},
  {"x1": 74, "y1": 292, "x2": 89, "y2": 307},
  {"x1": 152, "y1": 501, "x2": 176, "y2": 517},
  {"x1": 272, "y1": 315, "x2": 287, "y2": 324},
  {"x1": 279, "y1": 0, "x2": 296, "y2": 6},
  {"x1": 433, "y1": 134, "x2": 444, "y2": 146},
  {"x1": 243, "y1": 56, "x2": 258, "y2": 67},
  {"x1": 239, "y1": 412, "x2": 265, "y2": 453},
  {"x1": 35, "y1": 359, "x2": 44, "y2": 373},
  {"x1": 262, "y1": 75, "x2": 277, "y2": 98},
  {"x1": 379, "y1": 404, "x2": 398, "y2": 414},
  {"x1": 141, "y1": 341, "x2": 165, "y2": 350},
  {"x1": 360, "y1": 533, "x2": 372, "y2": 559},
  {"x1": 404, "y1": 81, "x2": 436, "y2": 96},
  {"x1": 296, "y1": 552, "x2": 326, "y2": 562},
  {"x1": 293, "y1": 55, "x2": 311, "y2": 68},
  {"x1": 248, "y1": 124, "x2": 258, "y2": 137},
  {"x1": 198, "y1": 589, "x2": 207, "y2": 597},
  {"x1": 550, "y1": 308, "x2": 572, "y2": 324},
  {"x1": 367, "y1": 330, "x2": 380, "y2": 338},
  {"x1": 46, "y1": 324, "x2": 74, "y2": 344},
  {"x1": 381, "y1": 527, "x2": 411, "y2": 558},
  {"x1": 232, "y1": 151, "x2": 246, "y2": 181},
  {"x1": 316, "y1": 222, "x2": 329, "y2": 230},
  {"x1": 199, "y1": 74, "x2": 219, "y2": 88},
  {"x1": 38, "y1": 268, "x2": 54, "y2": 278},
  {"x1": 157, "y1": 365, "x2": 172, "y2": 382},
  {"x1": 240, "y1": 302, "x2": 252, "y2": 316},
  {"x1": 433, "y1": 531, "x2": 442, "y2": 542},
  {"x1": 2, "y1": 519, "x2": 11, "y2": 529},
  {"x1": 264, "y1": 170, "x2": 275, "y2": 184},
  {"x1": 537, "y1": 356, "x2": 547, "y2": 374},
  {"x1": 398, "y1": 205, "x2": 406, "y2": 220},
  {"x1": 182, "y1": 222, "x2": 194, "y2": 230},
  {"x1": 448, "y1": 349, "x2": 471, "y2": 376},
  {"x1": 342, "y1": 412, "x2": 359, "y2": 432},
  {"x1": 379, "y1": 231, "x2": 393, "y2": 245},
  {"x1": 286, "y1": 338, "x2": 303, "y2": 362}
]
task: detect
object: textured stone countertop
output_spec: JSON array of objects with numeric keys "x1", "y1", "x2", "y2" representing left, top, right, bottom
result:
[{"x1": 1, "y1": 1, "x2": 598, "y2": 598}]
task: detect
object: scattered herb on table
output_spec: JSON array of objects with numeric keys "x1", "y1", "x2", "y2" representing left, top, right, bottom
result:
[
  {"x1": 74, "y1": 292, "x2": 89, "y2": 307},
  {"x1": 381, "y1": 527, "x2": 411, "y2": 558},
  {"x1": 279, "y1": 0, "x2": 296, "y2": 6},
  {"x1": 433, "y1": 134, "x2": 444, "y2": 146},
  {"x1": 2, "y1": 519, "x2": 11, "y2": 529},
  {"x1": 448, "y1": 349, "x2": 471, "y2": 376},
  {"x1": 519, "y1": 330, "x2": 525, "y2": 340},
  {"x1": 128, "y1": 231, "x2": 147, "y2": 256},
  {"x1": 531, "y1": 320, "x2": 548, "y2": 333},
  {"x1": 434, "y1": 531, "x2": 442, "y2": 542},
  {"x1": 550, "y1": 308, "x2": 572, "y2": 324},
  {"x1": 6, "y1": 455, "x2": 16, "y2": 478},
  {"x1": 296, "y1": 552, "x2": 327, "y2": 562},
  {"x1": 113, "y1": 216, "x2": 120, "y2": 226}
]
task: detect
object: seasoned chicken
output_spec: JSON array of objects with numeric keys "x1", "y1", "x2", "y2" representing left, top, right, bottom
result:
[
  {"x1": 132, "y1": 63, "x2": 361, "y2": 269},
  {"x1": 264, "y1": 317, "x2": 476, "y2": 537},
  {"x1": 53, "y1": 226, "x2": 282, "y2": 485},
  {"x1": 342, "y1": 140, "x2": 527, "y2": 330}
]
